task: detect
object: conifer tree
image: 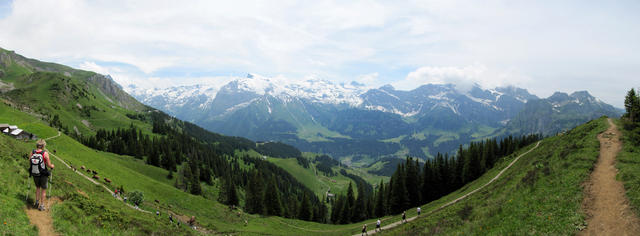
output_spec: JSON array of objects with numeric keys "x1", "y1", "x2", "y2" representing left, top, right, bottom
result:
[
  {"x1": 264, "y1": 175, "x2": 283, "y2": 216},
  {"x1": 388, "y1": 164, "x2": 409, "y2": 214},
  {"x1": 245, "y1": 171, "x2": 264, "y2": 214},
  {"x1": 405, "y1": 157, "x2": 420, "y2": 207},
  {"x1": 374, "y1": 180, "x2": 386, "y2": 217},
  {"x1": 352, "y1": 184, "x2": 367, "y2": 222},
  {"x1": 298, "y1": 192, "x2": 312, "y2": 221}
]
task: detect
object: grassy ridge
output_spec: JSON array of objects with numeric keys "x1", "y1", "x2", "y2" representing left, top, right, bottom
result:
[{"x1": 382, "y1": 117, "x2": 607, "y2": 235}]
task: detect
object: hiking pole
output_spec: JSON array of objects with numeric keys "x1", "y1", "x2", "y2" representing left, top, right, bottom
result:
[{"x1": 49, "y1": 169, "x2": 53, "y2": 199}]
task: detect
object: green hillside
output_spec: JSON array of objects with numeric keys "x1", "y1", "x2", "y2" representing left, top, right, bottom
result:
[
  {"x1": 267, "y1": 154, "x2": 388, "y2": 199},
  {"x1": 382, "y1": 117, "x2": 607, "y2": 235}
]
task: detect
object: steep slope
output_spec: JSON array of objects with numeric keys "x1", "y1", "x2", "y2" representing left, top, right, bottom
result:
[{"x1": 380, "y1": 117, "x2": 608, "y2": 235}]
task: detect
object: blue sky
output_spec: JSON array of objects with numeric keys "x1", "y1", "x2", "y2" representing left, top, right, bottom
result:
[{"x1": 1, "y1": 0, "x2": 639, "y2": 107}]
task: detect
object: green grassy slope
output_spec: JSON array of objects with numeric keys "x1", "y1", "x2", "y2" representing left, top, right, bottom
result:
[
  {"x1": 615, "y1": 119, "x2": 640, "y2": 217},
  {"x1": 382, "y1": 117, "x2": 607, "y2": 235},
  {"x1": 267, "y1": 156, "x2": 387, "y2": 199},
  {"x1": 0, "y1": 127, "x2": 191, "y2": 235}
]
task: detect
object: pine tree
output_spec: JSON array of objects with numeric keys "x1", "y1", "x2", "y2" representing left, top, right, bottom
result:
[
  {"x1": 264, "y1": 175, "x2": 283, "y2": 216},
  {"x1": 226, "y1": 180, "x2": 238, "y2": 206},
  {"x1": 344, "y1": 182, "x2": 355, "y2": 223},
  {"x1": 331, "y1": 196, "x2": 345, "y2": 223},
  {"x1": 298, "y1": 192, "x2": 312, "y2": 221},
  {"x1": 374, "y1": 180, "x2": 386, "y2": 217},
  {"x1": 405, "y1": 157, "x2": 420, "y2": 207},
  {"x1": 388, "y1": 164, "x2": 409, "y2": 214},
  {"x1": 625, "y1": 88, "x2": 640, "y2": 122},
  {"x1": 352, "y1": 184, "x2": 367, "y2": 222},
  {"x1": 245, "y1": 171, "x2": 264, "y2": 214}
]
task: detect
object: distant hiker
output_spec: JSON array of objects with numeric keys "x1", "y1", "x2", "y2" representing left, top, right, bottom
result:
[
  {"x1": 361, "y1": 224, "x2": 368, "y2": 235},
  {"x1": 375, "y1": 219, "x2": 381, "y2": 232},
  {"x1": 402, "y1": 211, "x2": 407, "y2": 223},
  {"x1": 417, "y1": 207, "x2": 421, "y2": 216},
  {"x1": 29, "y1": 139, "x2": 54, "y2": 211},
  {"x1": 156, "y1": 211, "x2": 160, "y2": 216},
  {"x1": 169, "y1": 214, "x2": 174, "y2": 223},
  {"x1": 123, "y1": 196, "x2": 128, "y2": 203},
  {"x1": 188, "y1": 216, "x2": 196, "y2": 230}
]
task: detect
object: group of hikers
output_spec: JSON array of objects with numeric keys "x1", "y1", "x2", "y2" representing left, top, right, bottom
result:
[{"x1": 361, "y1": 207, "x2": 422, "y2": 235}]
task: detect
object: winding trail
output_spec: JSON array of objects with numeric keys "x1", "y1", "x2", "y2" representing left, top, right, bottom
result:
[
  {"x1": 39, "y1": 131, "x2": 213, "y2": 234},
  {"x1": 580, "y1": 118, "x2": 640, "y2": 235}
]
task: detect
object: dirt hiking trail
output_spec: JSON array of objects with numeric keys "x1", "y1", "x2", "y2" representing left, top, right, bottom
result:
[
  {"x1": 25, "y1": 197, "x2": 62, "y2": 236},
  {"x1": 581, "y1": 118, "x2": 640, "y2": 235}
]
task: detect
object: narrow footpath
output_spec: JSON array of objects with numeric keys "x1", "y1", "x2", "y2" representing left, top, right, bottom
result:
[
  {"x1": 25, "y1": 197, "x2": 61, "y2": 236},
  {"x1": 580, "y1": 118, "x2": 640, "y2": 235},
  {"x1": 30, "y1": 131, "x2": 213, "y2": 234}
]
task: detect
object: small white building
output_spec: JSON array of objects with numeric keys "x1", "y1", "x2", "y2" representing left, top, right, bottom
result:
[{"x1": 10, "y1": 128, "x2": 22, "y2": 136}]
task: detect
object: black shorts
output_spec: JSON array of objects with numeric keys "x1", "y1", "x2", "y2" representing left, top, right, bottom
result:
[
  {"x1": 33, "y1": 175, "x2": 48, "y2": 189},
  {"x1": 376, "y1": 225, "x2": 380, "y2": 228}
]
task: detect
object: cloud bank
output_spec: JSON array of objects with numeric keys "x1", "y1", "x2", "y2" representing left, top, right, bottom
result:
[{"x1": 0, "y1": 0, "x2": 639, "y2": 106}]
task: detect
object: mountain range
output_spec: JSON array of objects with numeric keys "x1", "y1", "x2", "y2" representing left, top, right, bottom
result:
[{"x1": 127, "y1": 74, "x2": 622, "y2": 165}]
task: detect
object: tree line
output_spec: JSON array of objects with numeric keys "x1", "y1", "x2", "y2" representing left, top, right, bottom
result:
[
  {"x1": 329, "y1": 134, "x2": 541, "y2": 224},
  {"x1": 623, "y1": 88, "x2": 640, "y2": 144}
]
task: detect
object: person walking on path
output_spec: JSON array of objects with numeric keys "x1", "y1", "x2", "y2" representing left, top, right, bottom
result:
[
  {"x1": 361, "y1": 224, "x2": 368, "y2": 236},
  {"x1": 417, "y1": 207, "x2": 421, "y2": 216},
  {"x1": 375, "y1": 219, "x2": 381, "y2": 232},
  {"x1": 29, "y1": 139, "x2": 54, "y2": 211},
  {"x1": 402, "y1": 211, "x2": 407, "y2": 223}
]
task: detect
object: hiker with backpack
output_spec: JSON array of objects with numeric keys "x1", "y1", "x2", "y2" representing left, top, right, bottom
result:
[
  {"x1": 29, "y1": 139, "x2": 54, "y2": 211},
  {"x1": 402, "y1": 211, "x2": 407, "y2": 223},
  {"x1": 361, "y1": 224, "x2": 368, "y2": 236}
]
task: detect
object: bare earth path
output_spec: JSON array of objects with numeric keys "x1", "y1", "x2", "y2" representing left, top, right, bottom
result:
[
  {"x1": 25, "y1": 197, "x2": 62, "y2": 236},
  {"x1": 581, "y1": 118, "x2": 640, "y2": 235}
]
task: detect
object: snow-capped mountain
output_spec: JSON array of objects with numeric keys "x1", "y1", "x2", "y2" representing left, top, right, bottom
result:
[
  {"x1": 506, "y1": 91, "x2": 622, "y2": 135},
  {"x1": 126, "y1": 74, "x2": 620, "y2": 163}
]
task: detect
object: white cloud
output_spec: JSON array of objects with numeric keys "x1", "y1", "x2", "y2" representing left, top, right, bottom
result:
[
  {"x1": 78, "y1": 61, "x2": 109, "y2": 75},
  {"x1": 0, "y1": 0, "x2": 638, "y2": 106},
  {"x1": 393, "y1": 65, "x2": 532, "y2": 93},
  {"x1": 355, "y1": 72, "x2": 380, "y2": 87}
]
